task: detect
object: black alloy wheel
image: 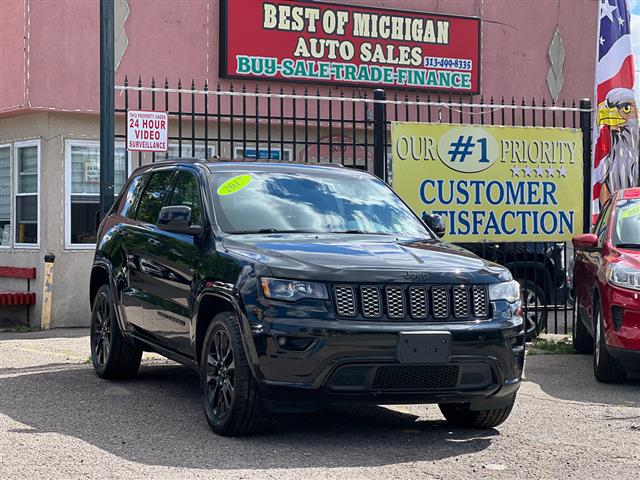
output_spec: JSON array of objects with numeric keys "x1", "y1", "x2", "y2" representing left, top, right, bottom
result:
[
  {"x1": 205, "y1": 329, "x2": 236, "y2": 421},
  {"x1": 90, "y1": 284, "x2": 142, "y2": 379},
  {"x1": 91, "y1": 291, "x2": 112, "y2": 368},
  {"x1": 200, "y1": 312, "x2": 266, "y2": 436}
]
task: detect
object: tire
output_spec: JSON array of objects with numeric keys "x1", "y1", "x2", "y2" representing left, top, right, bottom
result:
[
  {"x1": 518, "y1": 279, "x2": 547, "y2": 341},
  {"x1": 200, "y1": 311, "x2": 266, "y2": 436},
  {"x1": 439, "y1": 396, "x2": 516, "y2": 429},
  {"x1": 572, "y1": 306, "x2": 593, "y2": 354},
  {"x1": 593, "y1": 299, "x2": 626, "y2": 383},
  {"x1": 90, "y1": 284, "x2": 142, "y2": 379}
]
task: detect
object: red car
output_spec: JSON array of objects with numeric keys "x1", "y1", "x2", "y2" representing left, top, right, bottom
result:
[{"x1": 572, "y1": 187, "x2": 640, "y2": 382}]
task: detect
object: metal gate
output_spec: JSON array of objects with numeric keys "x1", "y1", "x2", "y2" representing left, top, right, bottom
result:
[{"x1": 115, "y1": 78, "x2": 592, "y2": 336}]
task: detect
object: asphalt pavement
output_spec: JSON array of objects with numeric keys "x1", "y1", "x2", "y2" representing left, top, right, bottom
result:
[{"x1": 1, "y1": 329, "x2": 639, "y2": 480}]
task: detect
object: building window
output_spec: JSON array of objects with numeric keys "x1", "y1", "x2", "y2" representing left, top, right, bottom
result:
[
  {"x1": 15, "y1": 141, "x2": 40, "y2": 246},
  {"x1": 0, "y1": 145, "x2": 10, "y2": 247},
  {"x1": 234, "y1": 146, "x2": 291, "y2": 161},
  {"x1": 165, "y1": 142, "x2": 215, "y2": 160},
  {"x1": 65, "y1": 140, "x2": 129, "y2": 247}
]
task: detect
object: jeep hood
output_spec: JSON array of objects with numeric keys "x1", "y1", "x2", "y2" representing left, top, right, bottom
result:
[{"x1": 221, "y1": 234, "x2": 508, "y2": 284}]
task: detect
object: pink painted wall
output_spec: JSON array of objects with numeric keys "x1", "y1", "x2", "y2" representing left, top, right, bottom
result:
[
  {"x1": 0, "y1": 0, "x2": 598, "y2": 116},
  {"x1": 0, "y1": 0, "x2": 27, "y2": 114}
]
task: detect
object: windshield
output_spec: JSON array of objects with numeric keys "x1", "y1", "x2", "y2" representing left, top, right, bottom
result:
[
  {"x1": 613, "y1": 198, "x2": 640, "y2": 247},
  {"x1": 210, "y1": 170, "x2": 432, "y2": 238}
]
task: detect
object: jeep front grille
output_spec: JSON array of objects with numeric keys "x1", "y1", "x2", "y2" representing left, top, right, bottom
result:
[
  {"x1": 385, "y1": 287, "x2": 406, "y2": 318},
  {"x1": 432, "y1": 287, "x2": 449, "y2": 319},
  {"x1": 333, "y1": 284, "x2": 489, "y2": 321},
  {"x1": 471, "y1": 286, "x2": 489, "y2": 317},
  {"x1": 408, "y1": 287, "x2": 428, "y2": 319},
  {"x1": 334, "y1": 285, "x2": 357, "y2": 317},
  {"x1": 360, "y1": 286, "x2": 382, "y2": 318}
]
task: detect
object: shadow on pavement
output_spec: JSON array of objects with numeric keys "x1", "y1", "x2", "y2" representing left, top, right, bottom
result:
[
  {"x1": 0, "y1": 328, "x2": 89, "y2": 341},
  {"x1": 0, "y1": 363, "x2": 497, "y2": 470},
  {"x1": 525, "y1": 354, "x2": 640, "y2": 407}
]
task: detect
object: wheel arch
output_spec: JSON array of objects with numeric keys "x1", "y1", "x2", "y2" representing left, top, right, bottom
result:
[
  {"x1": 89, "y1": 263, "x2": 111, "y2": 308},
  {"x1": 194, "y1": 293, "x2": 237, "y2": 367}
]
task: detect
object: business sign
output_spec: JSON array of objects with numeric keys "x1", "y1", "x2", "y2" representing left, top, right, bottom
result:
[
  {"x1": 391, "y1": 123, "x2": 583, "y2": 242},
  {"x1": 127, "y1": 110, "x2": 168, "y2": 152},
  {"x1": 220, "y1": 0, "x2": 481, "y2": 93}
]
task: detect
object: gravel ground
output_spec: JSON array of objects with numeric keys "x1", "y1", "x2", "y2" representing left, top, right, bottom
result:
[{"x1": 1, "y1": 329, "x2": 639, "y2": 480}]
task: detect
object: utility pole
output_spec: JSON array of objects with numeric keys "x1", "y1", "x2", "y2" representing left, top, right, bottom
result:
[{"x1": 99, "y1": 0, "x2": 115, "y2": 220}]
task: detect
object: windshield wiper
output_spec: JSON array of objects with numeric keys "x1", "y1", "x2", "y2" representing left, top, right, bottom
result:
[
  {"x1": 615, "y1": 243, "x2": 640, "y2": 249},
  {"x1": 328, "y1": 230, "x2": 389, "y2": 234},
  {"x1": 231, "y1": 229, "x2": 321, "y2": 234}
]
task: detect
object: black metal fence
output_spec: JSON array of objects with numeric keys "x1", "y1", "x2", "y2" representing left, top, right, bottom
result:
[{"x1": 115, "y1": 78, "x2": 591, "y2": 336}]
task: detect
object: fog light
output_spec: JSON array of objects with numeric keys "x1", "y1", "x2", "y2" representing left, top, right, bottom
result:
[{"x1": 277, "y1": 337, "x2": 287, "y2": 347}]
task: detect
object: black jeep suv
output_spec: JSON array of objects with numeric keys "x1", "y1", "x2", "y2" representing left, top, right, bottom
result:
[{"x1": 90, "y1": 159, "x2": 525, "y2": 436}]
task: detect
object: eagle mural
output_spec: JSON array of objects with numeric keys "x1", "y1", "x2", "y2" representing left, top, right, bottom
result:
[{"x1": 597, "y1": 87, "x2": 639, "y2": 204}]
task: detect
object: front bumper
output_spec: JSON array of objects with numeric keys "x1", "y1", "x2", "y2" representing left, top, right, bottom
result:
[
  {"x1": 247, "y1": 307, "x2": 525, "y2": 412},
  {"x1": 602, "y1": 283, "x2": 640, "y2": 351},
  {"x1": 608, "y1": 346, "x2": 640, "y2": 372}
]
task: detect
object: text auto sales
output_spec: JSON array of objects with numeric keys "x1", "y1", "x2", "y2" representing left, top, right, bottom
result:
[{"x1": 234, "y1": 3, "x2": 472, "y2": 89}]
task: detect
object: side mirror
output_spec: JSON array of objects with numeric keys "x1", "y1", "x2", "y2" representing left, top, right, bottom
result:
[
  {"x1": 572, "y1": 233, "x2": 598, "y2": 250},
  {"x1": 158, "y1": 206, "x2": 202, "y2": 236},
  {"x1": 422, "y1": 212, "x2": 446, "y2": 238}
]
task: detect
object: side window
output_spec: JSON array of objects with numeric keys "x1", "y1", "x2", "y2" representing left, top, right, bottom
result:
[
  {"x1": 169, "y1": 171, "x2": 204, "y2": 226},
  {"x1": 118, "y1": 173, "x2": 146, "y2": 219},
  {"x1": 135, "y1": 171, "x2": 175, "y2": 225}
]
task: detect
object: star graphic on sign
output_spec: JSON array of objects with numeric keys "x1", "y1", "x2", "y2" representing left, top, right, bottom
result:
[
  {"x1": 511, "y1": 165, "x2": 521, "y2": 177},
  {"x1": 535, "y1": 166, "x2": 545, "y2": 177},
  {"x1": 600, "y1": 0, "x2": 618, "y2": 22},
  {"x1": 599, "y1": 36, "x2": 605, "y2": 46},
  {"x1": 523, "y1": 166, "x2": 533, "y2": 177},
  {"x1": 546, "y1": 167, "x2": 556, "y2": 177},
  {"x1": 558, "y1": 166, "x2": 567, "y2": 177},
  {"x1": 618, "y1": 16, "x2": 625, "y2": 26}
]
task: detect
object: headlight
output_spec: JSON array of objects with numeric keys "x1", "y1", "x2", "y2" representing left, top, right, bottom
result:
[
  {"x1": 606, "y1": 263, "x2": 640, "y2": 291},
  {"x1": 260, "y1": 278, "x2": 328, "y2": 301},
  {"x1": 488, "y1": 280, "x2": 520, "y2": 303}
]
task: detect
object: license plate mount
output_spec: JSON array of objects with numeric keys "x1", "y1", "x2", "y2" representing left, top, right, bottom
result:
[{"x1": 396, "y1": 331, "x2": 452, "y2": 364}]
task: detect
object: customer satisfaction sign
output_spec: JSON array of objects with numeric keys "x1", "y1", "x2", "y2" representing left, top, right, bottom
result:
[
  {"x1": 220, "y1": 0, "x2": 481, "y2": 93},
  {"x1": 391, "y1": 123, "x2": 583, "y2": 242}
]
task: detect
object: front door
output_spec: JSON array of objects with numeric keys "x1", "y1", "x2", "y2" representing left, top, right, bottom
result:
[{"x1": 147, "y1": 169, "x2": 205, "y2": 355}]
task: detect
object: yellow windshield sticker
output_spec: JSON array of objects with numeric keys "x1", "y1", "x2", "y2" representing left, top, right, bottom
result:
[
  {"x1": 621, "y1": 204, "x2": 640, "y2": 219},
  {"x1": 217, "y1": 174, "x2": 252, "y2": 196}
]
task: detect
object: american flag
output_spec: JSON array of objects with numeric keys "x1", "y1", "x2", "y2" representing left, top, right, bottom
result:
[{"x1": 592, "y1": 0, "x2": 638, "y2": 220}]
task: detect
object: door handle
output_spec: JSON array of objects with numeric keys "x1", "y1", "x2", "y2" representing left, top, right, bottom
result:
[{"x1": 147, "y1": 238, "x2": 161, "y2": 247}]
